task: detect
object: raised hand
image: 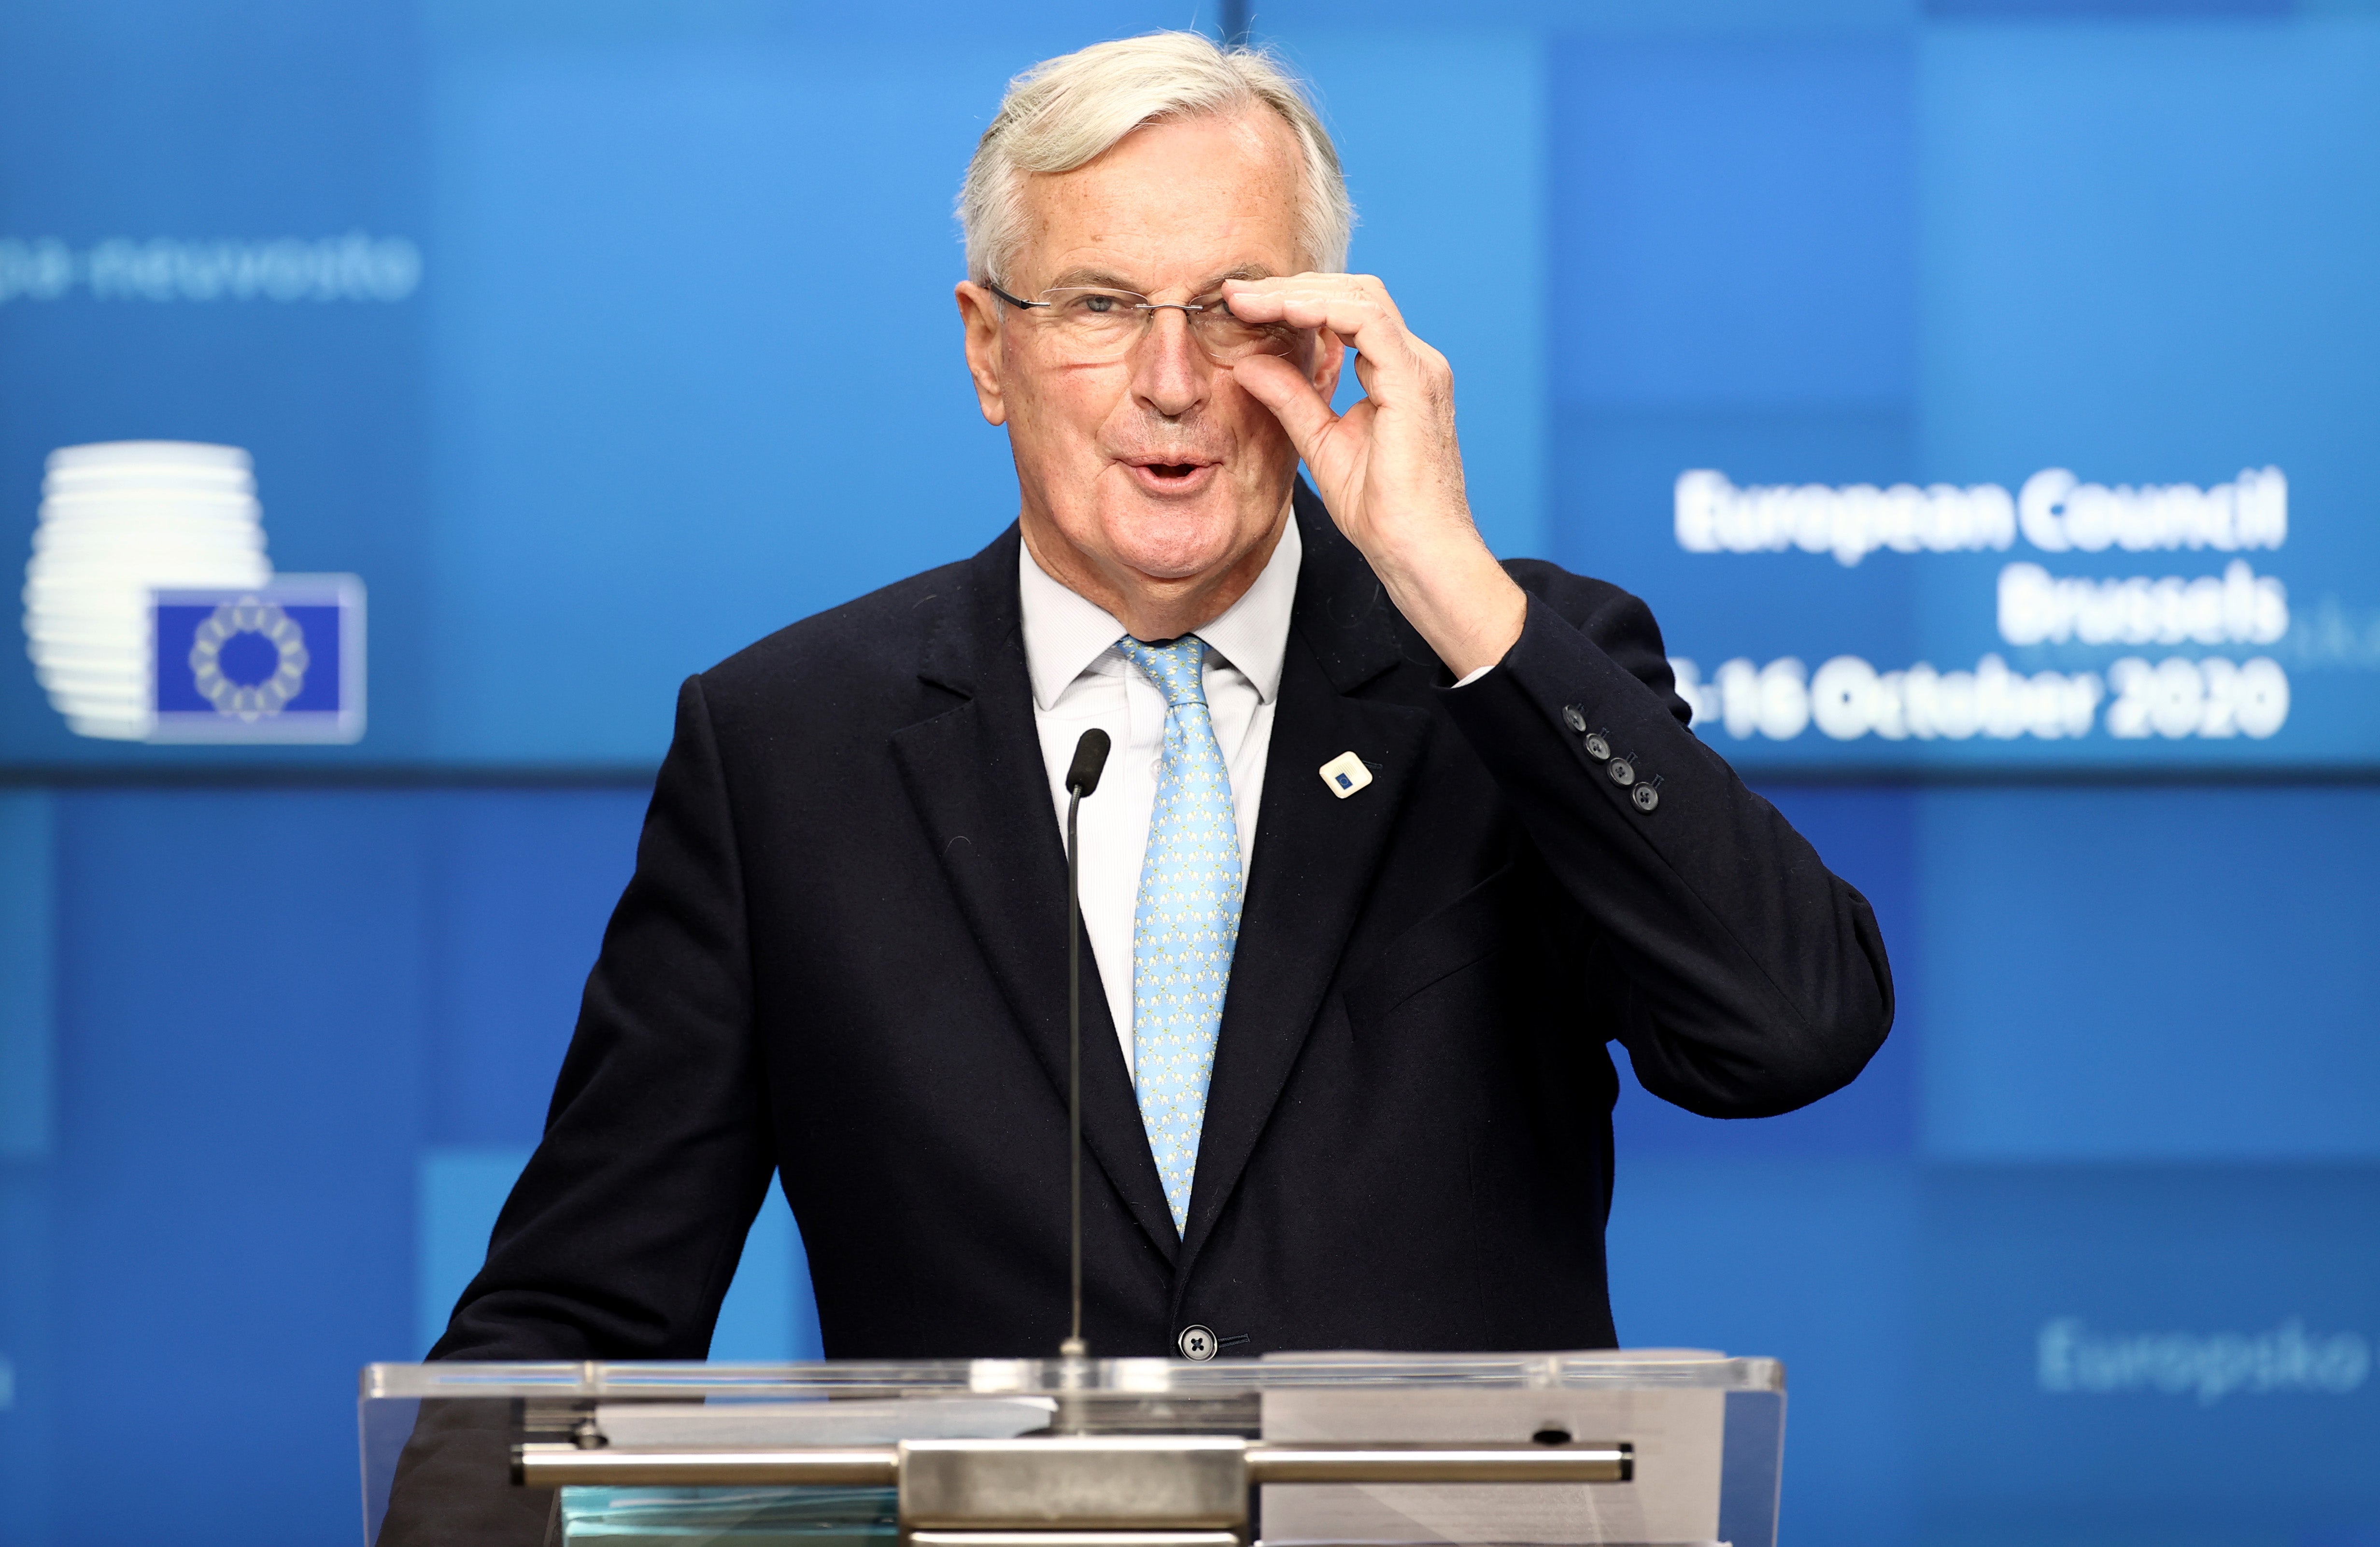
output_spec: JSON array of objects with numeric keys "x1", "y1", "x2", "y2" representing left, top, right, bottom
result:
[{"x1": 1225, "y1": 273, "x2": 1526, "y2": 677}]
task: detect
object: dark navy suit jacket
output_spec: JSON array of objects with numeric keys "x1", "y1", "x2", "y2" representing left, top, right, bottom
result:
[{"x1": 430, "y1": 484, "x2": 1893, "y2": 1364}]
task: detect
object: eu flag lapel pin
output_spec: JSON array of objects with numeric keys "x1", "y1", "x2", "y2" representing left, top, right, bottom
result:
[{"x1": 1319, "y1": 750, "x2": 1373, "y2": 799}]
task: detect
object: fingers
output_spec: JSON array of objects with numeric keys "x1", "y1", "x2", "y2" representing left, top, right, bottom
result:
[
  {"x1": 1224, "y1": 274, "x2": 1403, "y2": 344},
  {"x1": 1225, "y1": 273, "x2": 1445, "y2": 403},
  {"x1": 1229, "y1": 353, "x2": 1341, "y2": 464}
]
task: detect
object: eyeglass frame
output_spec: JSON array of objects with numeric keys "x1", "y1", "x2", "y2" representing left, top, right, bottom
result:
[{"x1": 980, "y1": 278, "x2": 1302, "y2": 360}]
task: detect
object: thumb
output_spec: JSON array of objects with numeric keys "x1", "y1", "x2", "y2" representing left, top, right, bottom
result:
[{"x1": 1231, "y1": 354, "x2": 1341, "y2": 465}]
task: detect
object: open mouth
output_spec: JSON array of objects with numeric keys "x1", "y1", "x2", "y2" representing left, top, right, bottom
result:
[{"x1": 1125, "y1": 457, "x2": 1218, "y2": 492}]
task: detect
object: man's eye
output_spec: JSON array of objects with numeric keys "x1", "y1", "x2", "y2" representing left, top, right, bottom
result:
[{"x1": 1075, "y1": 294, "x2": 1124, "y2": 314}]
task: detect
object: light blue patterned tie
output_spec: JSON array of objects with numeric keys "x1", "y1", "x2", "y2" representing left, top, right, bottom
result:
[{"x1": 1116, "y1": 634, "x2": 1244, "y2": 1235}]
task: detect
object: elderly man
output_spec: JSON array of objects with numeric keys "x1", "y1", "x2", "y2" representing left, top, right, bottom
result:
[{"x1": 430, "y1": 32, "x2": 1891, "y2": 1372}]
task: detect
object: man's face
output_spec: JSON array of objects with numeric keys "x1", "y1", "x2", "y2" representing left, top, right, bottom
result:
[{"x1": 959, "y1": 110, "x2": 1342, "y2": 615}]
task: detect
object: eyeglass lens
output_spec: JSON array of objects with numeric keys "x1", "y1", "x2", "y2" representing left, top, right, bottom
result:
[{"x1": 1025, "y1": 287, "x2": 1300, "y2": 362}]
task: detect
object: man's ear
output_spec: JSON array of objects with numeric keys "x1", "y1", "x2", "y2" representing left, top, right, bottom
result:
[
  {"x1": 955, "y1": 281, "x2": 1007, "y2": 426},
  {"x1": 1307, "y1": 325, "x2": 1347, "y2": 407}
]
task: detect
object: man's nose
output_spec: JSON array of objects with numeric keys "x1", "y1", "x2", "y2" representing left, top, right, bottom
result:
[{"x1": 1132, "y1": 306, "x2": 1211, "y2": 419}]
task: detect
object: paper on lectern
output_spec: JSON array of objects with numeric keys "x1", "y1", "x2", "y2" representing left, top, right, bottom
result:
[{"x1": 594, "y1": 1395, "x2": 1056, "y2": 1448}]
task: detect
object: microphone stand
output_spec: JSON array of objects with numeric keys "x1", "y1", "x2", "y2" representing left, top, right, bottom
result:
[
  {"x1": 1062, "y1": 777, "x2": 1087, "y2": 1364},
  {"x1": 1056, "y1": 728, "x2": 1107, "y2": 1426}
]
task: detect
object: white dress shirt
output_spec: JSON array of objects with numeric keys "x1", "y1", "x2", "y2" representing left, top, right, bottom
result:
[{"x1": 1021, "y1": 519, "x2": 1302, "y2": 1077}]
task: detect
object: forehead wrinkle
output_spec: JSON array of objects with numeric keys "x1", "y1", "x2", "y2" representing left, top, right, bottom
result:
[{"x1": 1042, "y1": 260, "x2": 1281, "y2": 296}]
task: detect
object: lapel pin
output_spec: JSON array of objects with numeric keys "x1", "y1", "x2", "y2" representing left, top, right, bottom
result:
[{"x1": 1318, "y1": 750, "x2": 1373, "y2": 799}]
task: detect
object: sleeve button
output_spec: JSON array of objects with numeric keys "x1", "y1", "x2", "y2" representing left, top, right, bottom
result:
[
  {"x1": 1631, "y1": 783, "x2": 1658, "y2": 813},
  {"x1": 1607, "y1": 758, "x2": 1635, "y2": 787},
  {"x1": 1563, "y1": 704, "x2": 1588, "y2": 733},
  {"x1": 1583, "y1": 732, "x2": 1611, "y2": 761}
]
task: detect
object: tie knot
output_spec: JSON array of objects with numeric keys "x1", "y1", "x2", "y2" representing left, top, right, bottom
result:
[{"x1": 1118, "y1": 635, "x2": 1210, "y2": 708}]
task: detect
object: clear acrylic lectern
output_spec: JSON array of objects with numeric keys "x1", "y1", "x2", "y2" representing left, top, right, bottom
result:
[{"x1": 361, "y1": 1352, "x2": 1784, "y2": 1547}]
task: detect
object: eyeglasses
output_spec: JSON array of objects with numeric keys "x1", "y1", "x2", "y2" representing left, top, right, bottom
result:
[{"x1": 984, "y1": 281, "x2": 1302, "y2": 364}]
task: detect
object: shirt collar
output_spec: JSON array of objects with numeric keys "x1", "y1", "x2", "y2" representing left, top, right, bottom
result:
[{"x1": 1018, "y1": 514, "x2": 1303, "y2": 712}]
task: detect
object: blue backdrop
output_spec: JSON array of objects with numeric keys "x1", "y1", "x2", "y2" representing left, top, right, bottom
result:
[{"x1": 2, "y1": 2, "x2": 2375, "y2": 1545}]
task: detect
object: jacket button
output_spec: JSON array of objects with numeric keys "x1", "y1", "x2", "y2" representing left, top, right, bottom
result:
[
  {"x1": 1607, "y1": 758, "x2": 1635, "y2": 787},
  {"x1": 1562, "y1": 704, "x2": 1587, "y2": 733},
  {"x1": 1583, "y1": 732, "x2": 1611, "y2": 761},
  {"x1": 1177, "y1": 1324, "x2": 1218, "y2": 1361},
  {"x1": 1631, "y1": 783, "x2": 1659, "y2": 813}
]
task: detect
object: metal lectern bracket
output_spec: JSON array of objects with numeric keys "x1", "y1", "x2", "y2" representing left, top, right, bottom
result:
[
  {"x1": 514, "y1": 1433, "x2": 1634, "y2": 1546},
  {"x1": 902, "y1": 1436, "x2": 1248, "y2": 1531}
]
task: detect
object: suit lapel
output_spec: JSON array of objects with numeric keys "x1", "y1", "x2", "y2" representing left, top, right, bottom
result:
[
  {"x1": 886, "y1": 527, "x2": 1180, "y2": 1265},
  {"x1": 1179, "y1": 489, "x2": 1438, "y2": 1269}
]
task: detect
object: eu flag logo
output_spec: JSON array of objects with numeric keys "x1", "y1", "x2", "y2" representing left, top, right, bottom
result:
[{"x1": 150, "y1": 575, "x2": 365, "y2": 743}]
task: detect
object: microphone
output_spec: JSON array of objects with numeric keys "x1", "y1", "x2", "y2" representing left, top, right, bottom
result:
[
  {"x1": 1060, "y1": 729, "x2": 1109, "y2": 1363},
  {"x1": 1066, "y1": 728, "x2": 1110, "y2": 798}
]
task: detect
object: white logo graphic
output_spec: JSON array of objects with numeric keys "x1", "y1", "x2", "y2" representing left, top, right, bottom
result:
[
  {"x1": 23, "y1": 442, "x2": 271, "y2": 740},
  {"x1": 2039, "y1": 1317, "x2": 2370, "y2": 1405}
]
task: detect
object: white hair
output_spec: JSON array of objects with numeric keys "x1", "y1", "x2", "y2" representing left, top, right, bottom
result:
[{"x1": 958, "y1": 31, "x2": 1354, "y2": 287}]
